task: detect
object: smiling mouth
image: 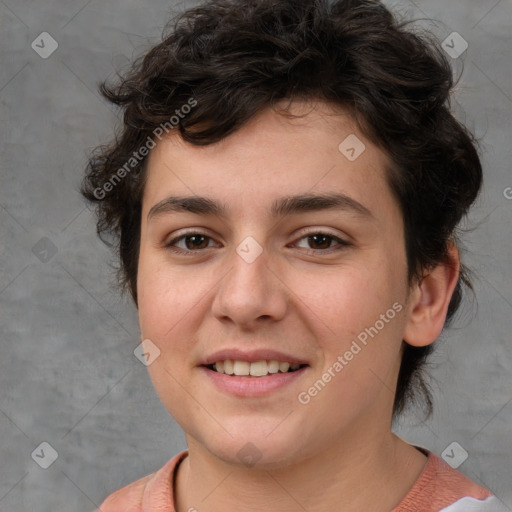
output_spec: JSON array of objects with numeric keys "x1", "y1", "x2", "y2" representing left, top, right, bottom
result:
[{"x1": 204, "y1": 360, "x2": 308, "y2": 377}]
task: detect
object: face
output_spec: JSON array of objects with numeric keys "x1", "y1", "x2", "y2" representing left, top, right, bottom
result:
[{"x1": 137, "y1": 101, "x2": 412, "y2": 468}]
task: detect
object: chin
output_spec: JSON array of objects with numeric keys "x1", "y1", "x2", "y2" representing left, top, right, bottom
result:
[
  {"x1": 211, "y1": 441, "x2": 302, "y2": 470},
  {"x1": 194, "y1": 420, "x2": 308, "y2": 469}
]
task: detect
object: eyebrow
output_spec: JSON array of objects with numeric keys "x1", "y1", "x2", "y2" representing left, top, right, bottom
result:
[{"x1": 147, "y1": 192, "x2": 374, "y2": 221}]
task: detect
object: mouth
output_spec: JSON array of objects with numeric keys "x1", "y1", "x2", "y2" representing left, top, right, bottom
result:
[{"x1": 203, "y1": 360, "x2": 309, "y2": 377}]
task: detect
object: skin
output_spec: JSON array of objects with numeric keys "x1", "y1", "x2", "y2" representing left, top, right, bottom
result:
[{"x1": 137, "y1": 100, "x2": 459, "y2": 512}]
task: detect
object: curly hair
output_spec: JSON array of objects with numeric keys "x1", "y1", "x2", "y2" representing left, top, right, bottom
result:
[{"x1": 81, "y1": 0, "x2": 482, "y2": 418}]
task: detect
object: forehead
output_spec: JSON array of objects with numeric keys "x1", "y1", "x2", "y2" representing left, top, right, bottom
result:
[{"x1": 141, "y1": 100, "x2": 398, "y2": 225}]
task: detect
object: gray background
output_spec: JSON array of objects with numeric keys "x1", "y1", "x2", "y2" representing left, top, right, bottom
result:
[{"x1": 1, "y1": 0, "x2": 511, "y2": 510}]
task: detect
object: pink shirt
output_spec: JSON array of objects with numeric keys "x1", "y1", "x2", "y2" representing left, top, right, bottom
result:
[{"x1": 99, "y1": 449, "x2": 504, "y2": 511}]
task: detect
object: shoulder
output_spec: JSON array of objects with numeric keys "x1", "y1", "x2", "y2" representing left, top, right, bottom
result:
[
  {"x1": 394, "y1": 450, "x2": 499, "y2": 512},
  {"x1": 439, "y1": 495, "x2": 510, "y2": 512},
  {"x1": 427, "y1": 452, "x2": 491, "y2": 496},
  {"x1": 99, "y1": 473, "x2": 154, "y2": 512},
  {"x1": 99, "y1": 450, "x2": 188, "y2": 512}
]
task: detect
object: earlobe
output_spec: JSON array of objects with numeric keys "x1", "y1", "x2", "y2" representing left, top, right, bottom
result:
[{"x1": 403, "y1": 242, "x2": 460, "y2": 347}]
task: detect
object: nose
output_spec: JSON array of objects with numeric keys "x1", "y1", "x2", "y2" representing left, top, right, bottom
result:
[{"x1": 210, "y1": 239, "x2": 288, "y2": 331}]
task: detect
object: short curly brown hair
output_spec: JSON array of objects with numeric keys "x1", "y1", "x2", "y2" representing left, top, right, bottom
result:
[{"x1": 81, "y1": 0, "x2": 482, "y2": 418}]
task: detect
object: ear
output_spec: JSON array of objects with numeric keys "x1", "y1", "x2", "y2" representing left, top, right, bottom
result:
[{"x1": 403, "y1": 242, "x2": 460, "y2": 347}]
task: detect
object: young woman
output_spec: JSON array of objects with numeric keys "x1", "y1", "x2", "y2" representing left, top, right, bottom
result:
[{"x1": 82, "y1": 1, "x2": 506, "y2": 510}]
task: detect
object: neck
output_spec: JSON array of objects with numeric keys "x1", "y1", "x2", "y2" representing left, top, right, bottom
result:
[{"x1": 175, "y1": 427, "x2": 427, "y2": 512}]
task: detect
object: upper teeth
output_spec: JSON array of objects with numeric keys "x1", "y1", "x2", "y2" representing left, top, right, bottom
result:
[{"x1": 213, "y1": 360, "x2": 302, "y2": 376}]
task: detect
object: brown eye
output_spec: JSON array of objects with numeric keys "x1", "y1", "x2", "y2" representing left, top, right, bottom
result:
[
  {"x1": 306, "y1": 234, "x2": 333, "y2": 250},
  {"x1": 182, "y1": 234, "x2": 210, "y2": 250},
  {"x1": 294, "y1": 232, "x2": 350, "y2": 253},
  {"x1": 165, "y1": 232, "x2": 217, "y2": 254}
]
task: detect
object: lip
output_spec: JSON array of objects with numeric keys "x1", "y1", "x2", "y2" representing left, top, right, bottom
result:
[
  {"x1": 199, "y1": 365, "x2": 309, "y2": 397},
  {"x1": 199, "y1": 348, "x2": 309, "y2": 366}
]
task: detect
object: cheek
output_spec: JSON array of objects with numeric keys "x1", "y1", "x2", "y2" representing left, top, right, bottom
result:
[
  {"x1": 289, "y1": 259, "x2": 397, "y2": 333},
  {"x1": 293, "y1": 267, "x2": 405, "y2": 427},
  {"x1": 290, "y1": 257, "x2": 406, "y2": 381},
  {"x1": 136, "y1": 252, "x2": 217, "y2": 386},
  {"x1": 136, "y1": 257, "x2": 195, "y2": 412},
  {"x1": 137, "y1": 251, "x2": 198, "y2": 338}
]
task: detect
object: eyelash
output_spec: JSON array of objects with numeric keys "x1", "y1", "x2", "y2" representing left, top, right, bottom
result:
[{"x1": 164, "y1": 230, "x2": 351, "y2": 256}]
